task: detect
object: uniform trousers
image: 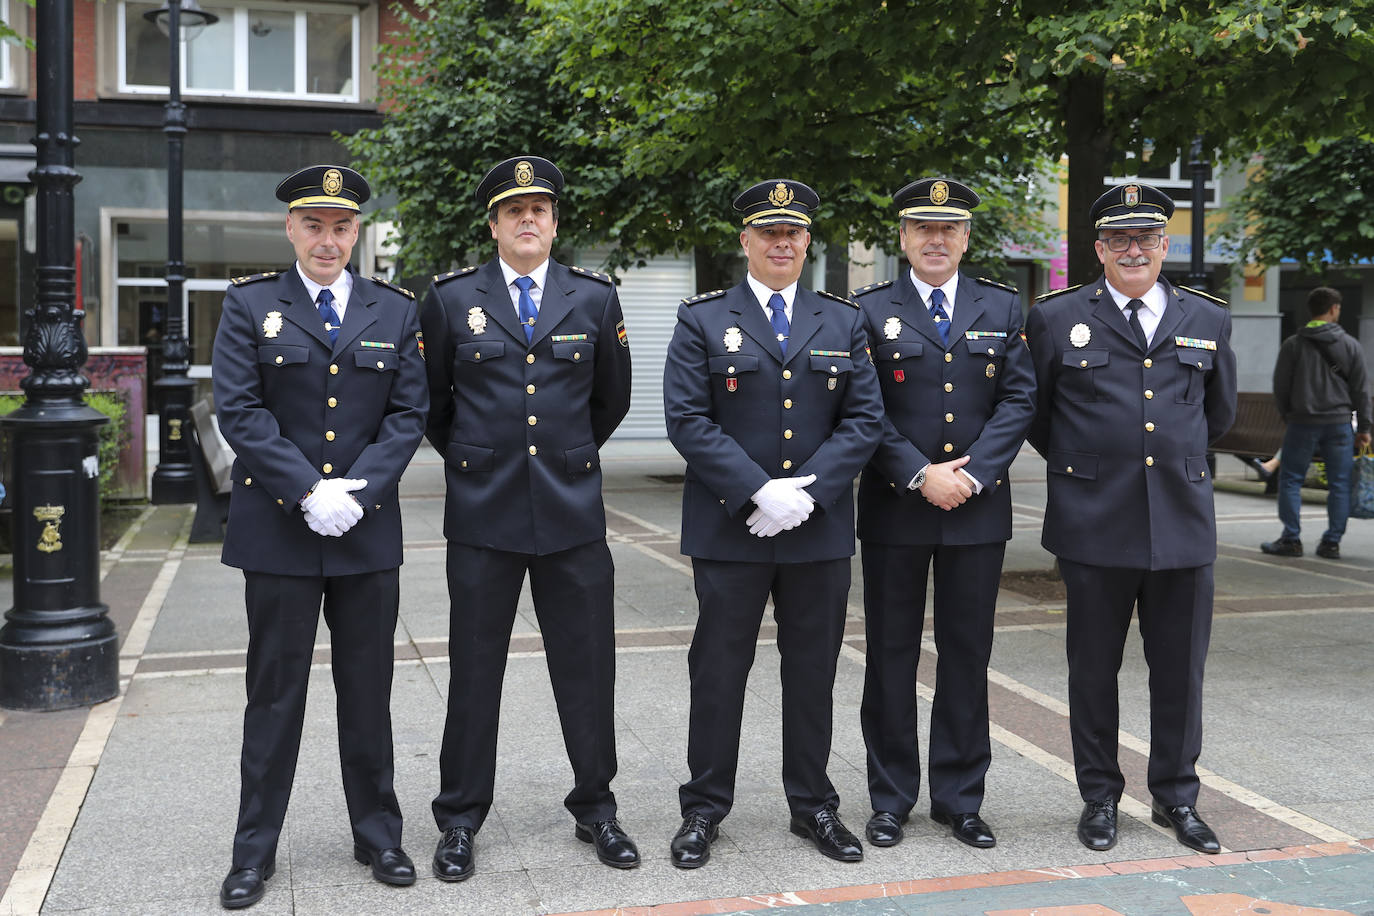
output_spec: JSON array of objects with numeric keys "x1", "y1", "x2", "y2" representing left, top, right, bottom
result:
[
  {"x1": 433, "y1": 539, "x2": 618, "y2": 831},
  {"x1": 680, "y1": 557, "x2": 850, "y2": 821},
  {"x1": 860, "y1": 542, "x2": 1004, "y2": 817},
  {"x1": 233, "y1": 568, "x2": 402, "y2": 868},
  {"x1": 1059, "y1": 558, "x2": 1213, "y2": 807}
]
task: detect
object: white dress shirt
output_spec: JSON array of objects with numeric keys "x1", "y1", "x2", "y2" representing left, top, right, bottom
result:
[
  {"x1": 498, "y1": 257, "x2": 551, "y2": 320},
  {"x1": 909, "y1": 269, "x2": 959, "y2": 325},
  {"x1": 295, "y1": 264, "x2": 353, "y2": 321},
  {"x1": 1104, "y1": 279, "x2": 1167, "y2": 346}
]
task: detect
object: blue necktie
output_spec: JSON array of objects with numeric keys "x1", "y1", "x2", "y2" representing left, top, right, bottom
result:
[
  {"x1": 768, "y1": 292, "x2": 790, "y2": 356},
  {"x1": 929, "y1": 288, "x2": 950, "y2": 346},
  {"x1": 515, "y1": 276, "x2": 537, "y2": 343},
  {"x1": 317, "y1": 288, "x2": 341, "y2": 347}
]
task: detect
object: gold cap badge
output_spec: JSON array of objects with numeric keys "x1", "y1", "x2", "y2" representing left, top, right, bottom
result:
[
  {"x1": 515, "y1": 160, "x2": 534, "y2": 187},
  {"x1": 931, "y1": 181, "x2": 949, "y2": 205},
  {"x1": 322, "y1": 168, "x2": 343, "y2": 197},
  {"x1": 767, "y1": 182, "x2": 795, "y2": 207}
]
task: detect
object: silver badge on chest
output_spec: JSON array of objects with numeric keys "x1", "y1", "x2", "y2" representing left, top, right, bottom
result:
[
  {"x1": 723, "y1": 326, "x2": 743, "y2": 353},
  {"x1": 262, "y1": 311, "x2": 283, "y2": 339},
  {"x1": 1069, "y1": 323, "x2": 1091, "y2": 348},
  {"x1": 883, "y1": 316, "x2": 902, "y2": 340},
  {"x1": 467, "y1": 307, "x2": 487, "y2": 335}
]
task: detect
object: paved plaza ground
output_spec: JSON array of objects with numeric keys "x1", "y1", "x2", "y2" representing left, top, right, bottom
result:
[{"x1": 2, "y1": 442, "x2": 1372, "y2": 915}]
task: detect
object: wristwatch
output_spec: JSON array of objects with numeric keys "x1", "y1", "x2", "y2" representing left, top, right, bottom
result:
[{"x1": 910, "y1": 465, "x2": 928, "y2": 490}]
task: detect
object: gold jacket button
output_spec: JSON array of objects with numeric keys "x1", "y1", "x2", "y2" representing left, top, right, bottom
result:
[
  {"x1": 585, "y1": 461, "x2": 592, "y2": 470},
  {"x1": 830, "y1": 365, "x2": 838, "y2": 373},
  {"x1": 276, "y1": 499, "x2": 284, "y2": 505},
  {"x1": 1080, "y1": 359, "x2": 1088, "y2": 367},
  {"x1": 322, "y1": 462, "x2": 333, "y2": 473},
  {"x1": 377, "y1": 360, "x2": 385, "y2": 369},
  {"x1": 783, "y1": 398, "x2": 792, "y2": 408},
  {"x1": 945, "y1": 413, "x2": 954, "y2": 423},
  {"x1": 573, "y1": 352, "x2": 582, "y2": 360},
  {"x1": 325, "y1": 431, "x2": 335, "y2": 441},
  {"x1": 528, "y1": 416, "x2": 537, "y2": 426},
  {"x1": 1146, "y1": 456, "x2": 1155, "y2": 467},
  {"x1": 528, "y1": 445, "x2": 537, "y2": 456},
  {"x1": 727, "y1": 366, "x2": 735, "y2": 374},
  {"x1": 943, "y1": 443, "x2": 954, "y2": 453},
  {"x1": 892, "y1": 351, "x2": 901, "y2": 360},
  {"x1": 944, "y1": 353, "x2": 952, "y2": 363},
  {"x1": 475, "y1": 352, "x2": 481, "y2": 360},
  {"x1": 782, "y1": 369, "x2": 792, "y2": 380},
  {"x1": 461, "y1": 460, "x2": 468, "y2": 468},
  {"x1": 944, "y1": 382, "x2": 954, "y2": 392},
  {"x1": 782, "y1": 459, "x2": 793, "y2": 469},
  {"x1": 1145, "y1": 389, "x2": 1154, "y2": 399},
  {"x1": 275, "y1": 355, "x2": 283, "y2": 365},
  {"x1": 1066, "y1": 466, "x2": 1074, "y2": 474},
  {"x1": 526, "y1": 353, "x2": 536, "y2": 364},
  {"x1": 995, "y1": 479, "x2": 1002, "y2": 486},
  {"x1": 1145, "y1": 422, "x2": 1155, "y2": 432},
  {"x1": 784, "y1": 429, "x2": 793, "y2": 439},
  {"x1": 987, "y1": 347, "x2": 995, "y2": 355},
  {"x1": 328, "y1": 397, "x2": 337, "y2": 408},
  {"x1": 526, "y1": 384, "x2": 535, "y2": 394},
  {"x1": 1144, "y1": 358, "x2": 1153, "y2": 368},
  {"x1": 245, "y1": 477, "x2": 252, "y2": 486},
  {"x1": 329, "y1": 364, "x2": 338, "y2": 375}
]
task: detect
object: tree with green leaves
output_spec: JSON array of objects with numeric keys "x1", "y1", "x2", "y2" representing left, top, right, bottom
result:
[{"x1": 1221, "y1": 137, "x2": 1374, "y2": 274}]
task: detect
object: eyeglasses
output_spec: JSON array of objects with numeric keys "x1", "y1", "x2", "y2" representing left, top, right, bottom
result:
[{"x1": 1103, "y1": 233, "x2": 1163, "y2": 252}]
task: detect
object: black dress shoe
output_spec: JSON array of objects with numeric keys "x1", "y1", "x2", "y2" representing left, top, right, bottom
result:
[
  {"x1": 670, "y1": 813, "x2": 718, "y2": 869},
  {"x1": 1151, "y1": 802, "x2": 1221, "y2": 854},
  {"x1": 931, "y1": 810, "x2": 996, "y2": 848},
  {"x1": 789, "y1": 806, "x2": 863, "y2": 862},
  {"x1": 1077, "y1": 799, "x2": 1118, "y2": 851},
  {"x1": 433, "y1": 826, "x2": 475, "y2": 882},
  {"x1": 865, "y1": 811, "x2": 907, "y2": 847},
  {"x1": 353, "y1": 845, "x2": 416, "y2": 886},
  {"x1": 220, "y1": 862, "x2": 273, "y2": 909},
  {"x1": 574, "y1": 818, "x2": 641, "y2": 869}
]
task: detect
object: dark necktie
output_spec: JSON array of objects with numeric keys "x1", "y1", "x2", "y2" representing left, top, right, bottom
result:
[
  {"x1": 1125, "y1": 298, "x2": 1149, "y2": 350},
  {"x1": 768, "y1": 292, "x2": 790, "y2": 356},
  {"x1": 929, "y1": 288, "x2": 950, "y2": 346},
  {"x1": 317, "y1": 288, "x2": 341, "y2": 347},
  {"x1": 515, "y1": 276, "x2": 537, "y2": 343}
]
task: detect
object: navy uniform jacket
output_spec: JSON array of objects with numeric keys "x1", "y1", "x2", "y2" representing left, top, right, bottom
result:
[
  {"x1": 1026, "y1": 276, "x2": 1237, "y2": 570},
  {"x1": 419, "y1": 258, "x2": 632, "y2": 555},
  {"x1": 663, "y1": 283, "x2": 884, "y2": 563},
  {"x1": 853, "y1": 271, "x2": 1035, "y2": 546},
  {"x1": 212, "y1": 267, "x2": 429, "y2": 577}
]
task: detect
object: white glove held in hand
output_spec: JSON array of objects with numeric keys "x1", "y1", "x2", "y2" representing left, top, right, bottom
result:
[
  {"x1": 301, "y1": 477, "x2": 367, "y2": 537},
  {"x1": 302, "y1": 507, "x2": 344, "y2": 538},
  {"x1": 746, "y1": 507, "x2": 787, "y2": 537},
  {"x1": 750, "y1": 474, "x2": 817, "y2": 531}
]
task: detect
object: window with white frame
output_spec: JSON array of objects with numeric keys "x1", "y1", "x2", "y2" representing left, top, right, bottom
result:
[
  {"x1": 1114, "y1": 145, "x2": 1219, "y2": 208},
  {"x1": 119, "y1": 1, "x2": 359, "y2": 103},
  {"x1": 1, "y1": 0, "x2": 18, "y2": 90}
]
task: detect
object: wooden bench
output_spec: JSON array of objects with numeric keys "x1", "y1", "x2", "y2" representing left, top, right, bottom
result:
[
  {"x1": 1210, "y1": 392, "x2": 1284, "y2": 459},
  {"x1": 188, "y1": 397, "x2": 235, "y2": 542}
]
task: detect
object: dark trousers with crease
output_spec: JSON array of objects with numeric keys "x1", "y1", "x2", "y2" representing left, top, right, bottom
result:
[
  {"x1": 232, "y1": 568, "x2": 402, "y2": 869},
  {"x1": 1059, "y1": 558, "x2": 1213, "y2": 807},
  {"x1": 860, "y1": 542, "x2": 1003, "y2": 817},
  {"x1": 433, "y1": 539, "x2": 618, "y2": 832},
  {"x1": 679, "y1": 557, "x2": 850, "y2": 822}
]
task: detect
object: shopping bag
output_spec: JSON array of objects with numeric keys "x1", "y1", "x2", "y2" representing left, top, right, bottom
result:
[{"x1": 1350, "y1": 446, "x2": 1374, "y2": 519}]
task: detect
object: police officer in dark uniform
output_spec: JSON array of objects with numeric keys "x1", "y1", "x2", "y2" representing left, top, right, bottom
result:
[
  {"x1": 662, "y1": 179, "x2": 883, "y2": 867},
  {"x1": 213, "y1": 165, "x2": 429, "y2": 908},
  {"x1": 419, "y1": 156, "x2": 636, "y2": 880},
  {"x1": 1025, "y1": 183, "x2": 1237, "y2": 855},
  {"x1": 851, "y1": 178, "x2": 1035, "y2": 850}
]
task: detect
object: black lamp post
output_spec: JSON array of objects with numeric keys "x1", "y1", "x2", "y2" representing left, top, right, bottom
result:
[
  {"x1": 0, "y1": 0, "x2": 117, "y2": 709},
  {"x1": 148, "y1": 0, "x2": 217, "y2": 504},
  {"x1": 1187, "y1": 135, "x2": 1211, "y2": 293}
]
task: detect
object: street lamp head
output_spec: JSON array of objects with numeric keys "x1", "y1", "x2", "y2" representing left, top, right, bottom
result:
[{"x1": 144, "y1": 0, "x2": 220, "y2": 41}]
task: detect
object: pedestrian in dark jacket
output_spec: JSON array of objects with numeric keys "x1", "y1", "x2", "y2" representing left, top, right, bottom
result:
[{"x1": 1262, "y1": 287, "x2": 1372, "y2": 559}]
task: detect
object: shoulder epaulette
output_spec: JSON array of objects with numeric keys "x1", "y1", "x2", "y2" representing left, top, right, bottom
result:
[
  {"x1": 370, "y1": 275, "x2": 414, "y2": 300},
  {"x1": 230, "y1": 270, "x2": 281, "y2": 286},
  {"x1": 682, "y1": 289, "x2": 726, "y2": 306},
  {"x1": 850, "y1": 280, "x2": 893, "y2": 297},
  {"x1": 817, "y1": 289, "x2": 859, "y2": 308},
  {"x1": 569, "y1": 264, "x2": 613, "y2": 284},
  {"x1": 1177, "y1": 284, "x2": 1228, "y2": 306},
  {"x1": 977, "y1": 276, "x2": 1018, "y2": 294},
  {"x1": 433, "y1": 266, "x2": 478, "y2": 284},
  {"x1": 1034, "y1": 284, "x2": 1083, "y2": 304}
]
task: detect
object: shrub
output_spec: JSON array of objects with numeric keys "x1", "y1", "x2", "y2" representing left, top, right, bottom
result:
[{"x1": 0, "y1": 391, "x2": 131, "y2": 504}]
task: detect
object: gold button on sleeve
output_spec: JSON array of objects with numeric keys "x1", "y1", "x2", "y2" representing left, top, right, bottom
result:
[
  {"x1": 327, "y1": 397, "x2": 337, "y2": 408},
  {"x1": 782, "y1": 459, "x2": 793, "y2": 469},
  {"x1": 526, "y1": 353, "x2": 536, "y2": 364},
  {"x1": 329, "y1": 364, "x2": 338, "y2": 375},
  {"x1": 944, "y1": 382, "x2": 954, "y2": 392},
  {"x1": 528, "y1": 445, "x2": 537, "y2": 456},
  {"x1": 325, "y1": 431, "x2": 335, "y2": 441},
  {"x1": 322, "y1": 462, "x2": 333, "y2": 473}
]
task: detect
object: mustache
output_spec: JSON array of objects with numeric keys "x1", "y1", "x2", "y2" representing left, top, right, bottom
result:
[{"x1": 1116, "y1": 255, "x2": 1151, "y2": 267}]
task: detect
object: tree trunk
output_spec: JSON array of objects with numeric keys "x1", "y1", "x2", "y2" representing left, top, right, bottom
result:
[{"x1": 1062, "y1": 71, "x2": 1113, "y2": 288}]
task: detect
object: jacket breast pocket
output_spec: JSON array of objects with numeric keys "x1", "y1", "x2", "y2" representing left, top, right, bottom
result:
[
  {"x1": 457, "y1": 341, "x2": 505, "y2": 364},
  {"x1": 809, "y1": 354, "x2": 853, "y2": 393},
  {"x1": 354, "y1": 350, "x2": 398, "y2": 372},
  {"x1": 1061, "y1": 349, "x2": 1108, "y2": 401},
  {"x1": 965, "y1": 337, "x2": 1007, "y2": 360},
  {"x1": 709, "y1": 354, "x2": 759, "y2": 392},
  {"x1": 258, "y1": 345, "x2": 309, "y2": 368},
  {"x1": 1175, "y1": 348, "x2": 1213, "y2": 404},
  {"x1": 875, "y1": 341, "x2": 922, "y2": 364},
  {"x1": 552, "y1": 340, "x2": 595, "y2": 364}
]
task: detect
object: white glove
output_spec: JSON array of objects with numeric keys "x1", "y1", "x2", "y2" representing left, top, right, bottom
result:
[
  {"x1": 302, "y1": 506, "x2": 344, "y2": 537},
  {"x1": 301, "y1": 478, "x2": 367, "y2": 537},
  {"x1": 746, "y1": 507, "x2": 787, "y2": 537},
  {"x1": 750, "y1": 474, "x2": 817, "y2": 530}
]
